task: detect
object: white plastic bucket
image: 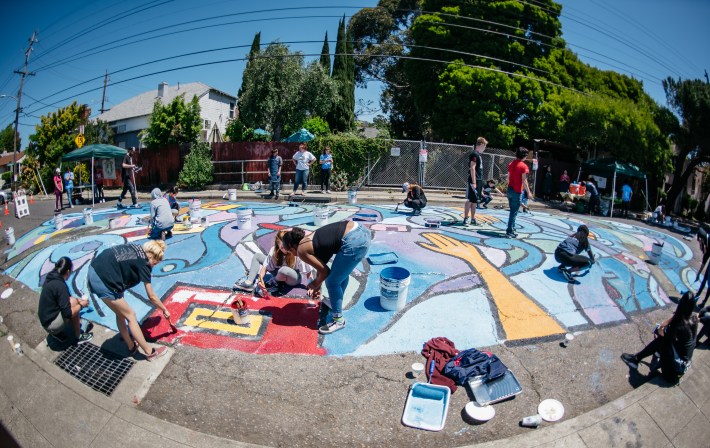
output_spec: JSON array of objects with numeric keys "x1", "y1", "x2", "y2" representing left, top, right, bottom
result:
[
  {"x1": 236, "y1": 208, "x2": 252, "y2": 230},
  {"x1": 228, "y1": 189, "x2": 237, "y2": 201},
  {"x1": 313, "y1": 207, "x2": 329, "y2": 227},
  {"x1": 380, "y1": 267, "x2": 411, "y2": 311},
  {"x1": 83, "y1": 207, "x2": 93, "y2": 225},
  {"x1": 54, "y1": 213, "x2": 64, "y2": 230},
  {"x1": 652, "y1": 242, "x2": 664, "y2": 256},
  {"x1": 190, "y1": 199, "x2": 201, "y2": 222},
  {"x1": 5, "y1": 227, "x2": 15, "y2": 245},
  {"x1": 348, "y1": 189, "x2": 358, "y2": 205}
]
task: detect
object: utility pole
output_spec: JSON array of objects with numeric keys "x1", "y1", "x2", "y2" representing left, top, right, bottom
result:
[
  {"x1": 12, "y1": 31, "x2": 37, "y2": 192},
  {"x1": 100, "y1": 70, "x2": 109, "y2": 114}
]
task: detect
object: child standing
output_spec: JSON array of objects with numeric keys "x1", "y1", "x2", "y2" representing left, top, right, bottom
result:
[
  {"x1": 266, "y1": 148, "x2": 283, "y2": 200},
  {"x1": 319, "y1": 146, "x2": 334, "y2": 194}
]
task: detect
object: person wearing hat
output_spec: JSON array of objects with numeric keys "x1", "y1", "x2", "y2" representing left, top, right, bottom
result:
[
  {"x1": 118, "y1": 146, "x2": 138, "y2": 207},
  {"x1": 555, "y1": 224, "x2": 596, "y2": 283},
  {"x1": 401, "y1": 182, "x2": 427, "y2": 216},
  {"x1": 63, "y1": 166, "x2": 75, "y2": 208},
  {"x1": 266, "y1": 147, "x2": 283, "y2": 199},
  {"x1": 53, "y1": 168, "x2": 64, "y2": 212}
]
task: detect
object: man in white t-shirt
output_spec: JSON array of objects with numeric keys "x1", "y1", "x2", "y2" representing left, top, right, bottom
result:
[{"x1": 292, "y1": 143, "x2": 316, "y2": 195}]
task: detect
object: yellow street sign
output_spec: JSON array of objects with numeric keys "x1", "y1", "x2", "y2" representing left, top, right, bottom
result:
[{"x1": 75, "y1": 134, "x2": 85, "y2": 148}]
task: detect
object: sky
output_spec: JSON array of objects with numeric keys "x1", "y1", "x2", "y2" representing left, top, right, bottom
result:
[{"x1": 0, "y1": 0, "x2": 707, "y2": 150}]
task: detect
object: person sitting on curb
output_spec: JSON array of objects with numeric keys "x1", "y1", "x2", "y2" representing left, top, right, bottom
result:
[
  {"x1": 401, "y1": 182, "x2": 427, "y2": 216},
  {"x1": 555, "y1": 225, "x2": 595, "y2": 283},
  {"x1": 147, "y1": 188, "x2": 174, "y2": 240},
  {"x1": 234, "y1": 229, "x2": 315, "y2": 297},
  {"x1": 622, "y1": 291, "x2": 698, "y2": 383},
  {"x1": 38, "y1": 257, "x2": 93, "y2": 344}
]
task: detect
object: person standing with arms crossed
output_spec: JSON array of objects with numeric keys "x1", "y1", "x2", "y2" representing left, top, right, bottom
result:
[
  {"x1": 118, "y1": 146, "x2": 138, "y2": 208},
  {"x1": 319, "y1": 146, "x2": 334, "y2": 194},
  {"x1": 292, "y1": 143, "x2": 316, "y2": 195},
  {"x1": 506, "y1": 147, "x2": 533, "y2": 238},
  {"x1": 463, "y1": 137, "x2": 488, "y2": 226},
  {"x1": 64, "y1": 166, "x2": 75, "y2": 208}
]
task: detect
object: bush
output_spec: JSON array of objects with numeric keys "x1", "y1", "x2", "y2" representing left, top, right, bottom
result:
[
  {"x1": 178, "y1": 142, "x2": 214, "y2": 189},
  {"x1": 302, "y1": 116, "x2": 330, "y2": 137}
]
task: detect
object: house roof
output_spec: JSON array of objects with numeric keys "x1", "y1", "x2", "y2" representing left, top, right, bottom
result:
[
  {"x1": 97, "y1": 82, "x2": 236, "y2": 123},
  {"x1": 0, "y1": 151, "x2": 25, "y2": 167}
]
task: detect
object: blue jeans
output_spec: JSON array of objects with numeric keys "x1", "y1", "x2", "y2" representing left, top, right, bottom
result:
[
  {"x1": 294, "y1": 169, "x2": 309, "y2": 192},
  {"x1": 324, "y1": 224, "x2": 371, "y2": 317},
  {"x1": 506, "y1": 186, "x2": 522, "y2": 233},
  {"x1": 269, "y1": 175, "x2": 281, "y2": 195},
  {"x1": 66, "y1": 185, "x2": 73, "y2": 205}
]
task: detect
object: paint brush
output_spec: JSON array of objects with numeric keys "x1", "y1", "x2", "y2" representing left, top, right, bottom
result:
[
  {"x1": 395, "y1": 202, "x2": 401, "y2": 212},
  {"x1": 163, "y1": 311, "x2": 177, "y2": 333}
]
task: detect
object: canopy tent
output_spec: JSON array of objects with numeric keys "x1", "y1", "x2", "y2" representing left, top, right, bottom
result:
[
  {"x1": 253, "y1": 128, "x2": 270, "y2": 136},
  {"x1": 62, "y1": 144, "x2": 127, "y2": 207},
  {"x1": 580, "y1": 158, "x2": 648, "y2": 217},
  {"x1": 283, "y1": 128, "x2": 315, "y2": 142}
]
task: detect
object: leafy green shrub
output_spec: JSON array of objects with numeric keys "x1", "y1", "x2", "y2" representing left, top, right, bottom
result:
[
  {"x1": 308, "y1": 134, "x2": 391, "y2": 189},
  {"x1": 302, "y1": 116, "x2": 330, "y2": 137},
  {"x1": 225, "y1": 119, "x2": 270, "y2": 142},
  {"x1": 73, "y1": 162, "x2": 90, "y2": 185},
  {"x1": 330, "y1": 171, "x2": 349, "y2": 192},
  {"x1": 178, "y1": 142, "x2": 214, "y2": 189}
]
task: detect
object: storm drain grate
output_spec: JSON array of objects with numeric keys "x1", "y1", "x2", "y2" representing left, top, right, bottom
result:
[{"x1": 54, "y1": 342, "x2": 135, "y2": 396}]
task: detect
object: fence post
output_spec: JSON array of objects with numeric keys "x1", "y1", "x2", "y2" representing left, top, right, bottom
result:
[
  {"x1": 367, "y1": 155, "x2": 371, "y2": 186},
  {"x1": 240, "y1": 160, "x2": 245, "y2": 185}
]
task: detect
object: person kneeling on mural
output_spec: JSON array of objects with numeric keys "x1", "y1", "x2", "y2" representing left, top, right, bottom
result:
[
  {"x1": 282, "y1": 221, "x2": 371, "y2": 335},
  {"x1": 555, "y1": 225, "x2": 595, "y2": 283},
  {"x1": 401, "y1": 182, "x2": 427, "y2": 216},
  {"x1": 234, "y1": 229, "x2": 314, "y2": 297},
  {"x1": 148, "y1": 188, "x2": 174, "y2": 240},
  {"x1": 87, "y1": 241, "x2": 169, "y2": 361},
  {"x1": 622, "y1": 291, "x2": 698, "y2": 383},
  {"x1": 38, "y1": 257, "x2": 93, "y2": 344}
]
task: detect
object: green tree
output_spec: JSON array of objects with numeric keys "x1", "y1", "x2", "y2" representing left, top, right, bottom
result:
[
  {"x1": 0, "y1": 124, "x2": 19, "y2": 153},
  {"x1": 662, "y1": 77, "x2": 710, "y2": 211},
  {"x1": 225, "y1": 119, "x2": 271, "y2": 142},
  {"x1": 327, "y1": 17, "x2": 356, "y2": 133},
  {"x1": 302, "y1": 116, "x2": 330, "y2": 137},
  {"x1": 239, "y1": 42, "x2": 335, "y2": 140},
  {"x1": 238, "y1": 32, "x2": 261, "y2": 101},
  {"x1": 320, "y1": 31, "x2": 331, "y2": 73},
  {"x1": 28, "y1": 101, "x2": 87, "y2": 167},
  {"x1": 178, "y1": 142, "x2": 214, "y2": 189},
  {"x1": 84, "y1": 119, "x2": 114, "y2": 145},
  {"x1": 140, "y1": 94, "x2": 202, "y2": 149}
]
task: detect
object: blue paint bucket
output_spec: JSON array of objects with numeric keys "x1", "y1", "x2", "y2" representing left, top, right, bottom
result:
[{"x1": 380, "y1": 266, "x2": 411, "y2": 311}]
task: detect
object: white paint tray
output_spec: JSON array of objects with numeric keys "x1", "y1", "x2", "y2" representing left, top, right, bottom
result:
[{"x1": 401, "y1": 382, "x2": 451, "y2": 431}]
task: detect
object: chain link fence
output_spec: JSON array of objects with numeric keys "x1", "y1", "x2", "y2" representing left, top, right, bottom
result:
[{"x1": 365, "y1": 140, "x2": 520, "y2": 190}]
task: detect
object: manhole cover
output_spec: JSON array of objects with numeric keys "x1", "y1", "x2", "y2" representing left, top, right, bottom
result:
[{"x1": 54, "y1": 342, "x2": 135, "y2": 396}]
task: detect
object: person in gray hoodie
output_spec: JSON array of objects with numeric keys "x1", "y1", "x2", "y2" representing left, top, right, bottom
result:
[{"x1": 148, "y1": 188, "x2": 174, "y2": 240}]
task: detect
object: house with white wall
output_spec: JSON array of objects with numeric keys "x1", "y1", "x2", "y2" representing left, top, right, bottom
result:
[{"x1": 97, "y1": 82, "x2": 236, "y2": 148}]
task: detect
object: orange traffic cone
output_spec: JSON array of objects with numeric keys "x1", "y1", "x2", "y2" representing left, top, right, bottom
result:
[
  {"x1": 30, "y1": 193, "x2": 34, "y2": 205},
  {"x1": 3, "y1": 203, "x2": 8, "y2": 216}
]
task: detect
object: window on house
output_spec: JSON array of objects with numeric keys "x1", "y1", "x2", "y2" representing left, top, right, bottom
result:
[
  {"x1": 229, "y1": 102, "x2": 235, "y2": 119},
  {"x1": 204, "y1": 119, "x2": 211, "y2": 130}
]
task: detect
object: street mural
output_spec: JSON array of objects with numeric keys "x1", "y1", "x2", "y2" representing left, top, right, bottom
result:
[{"x1": 3, "y1": 201, "x2": 696, "y2": 357}]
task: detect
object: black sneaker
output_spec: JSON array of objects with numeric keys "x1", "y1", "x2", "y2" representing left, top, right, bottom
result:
[
  {"x1": 319, "y1": 319, "x2": 345, "y2": 335},
  {"x1": 562, "y1": 269, "x2": 575, "y2": 283},
  {"x1": 461, "y1": 218, "x2": 469, "y2": 226},
  {"x1": 505, "y1": 231, "x2": 516, "y2": 238},
  {"x1": 76, "y1": 332, "x2": 93, "y2": 345},
  {"x1": 472, "y1": 218, "x2": 478, "y2": 226},
  {"x1": 621, "y1": 353, "x2": 638, "y2": 369}
]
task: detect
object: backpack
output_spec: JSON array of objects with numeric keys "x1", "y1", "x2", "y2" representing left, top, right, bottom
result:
[{"x1": 443, "y1": 348, "x2": 508, "y2": 385}]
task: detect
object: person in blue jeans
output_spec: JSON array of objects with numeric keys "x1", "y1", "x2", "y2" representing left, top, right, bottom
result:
[
  {"x1": 620, "y1": 179, "x2": 633, "y2": 218},
  {"x1": 292, "y1": 143, "x2": 315, "y2": 195},
  {"x1": 281, "y1": 221, "x2": 371, "y2": 335},
  {"x1": 63, "y1": 166, "x2": 75, "y2": 208},
  {"x1": 505, "y1": 147, "x2": 532, "y2": 238}
]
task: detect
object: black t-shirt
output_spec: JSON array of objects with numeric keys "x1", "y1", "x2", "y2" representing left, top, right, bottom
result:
[
  {"x1": 38, "y1": 271, "x2": 72, "y2": 328},
  {"x1": 468, "y1": 151, "x2": 483, "y2": 182},
  {"x1": 312, "y1": 221, "x2": 349, "y2": 264},
  {"x1": 121, "y1": 153, "x2": 132, "y2": 180},
  {"x1": 91, "y1": 244, "x2": 153, "y2": 295}
]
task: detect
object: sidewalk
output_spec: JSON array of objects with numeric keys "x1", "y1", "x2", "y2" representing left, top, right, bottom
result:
[{"x1": 1, "y1": 324, "x2": 708, "y2": 447}]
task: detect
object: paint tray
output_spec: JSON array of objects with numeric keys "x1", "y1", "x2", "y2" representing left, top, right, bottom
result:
[
  {"x1": 401, "y1": 382, "x2": 451, "y2": 431},
  {"x1": 466, "y1": 370, "x2": 522, "y2": 406},
  {"x1": 367, "y1": 252, "x2": 399, "y2": 265}
]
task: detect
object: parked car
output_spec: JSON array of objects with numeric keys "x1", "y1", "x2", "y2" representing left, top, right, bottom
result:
[{"x1": 0, "y1": 188, "x2": 10, "y2": 205}]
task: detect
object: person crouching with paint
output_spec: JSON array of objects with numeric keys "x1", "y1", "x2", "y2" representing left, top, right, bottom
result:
[
  {"x1": 147, "y1": 188, "x2": 174, "y2": 240},
  {"x1": 87, "y1": 240, "x2": 169, "y2": 361},
  {"x1": 234, "y1": 229, "x2": 315, "y2": 297},
  {"x1": 401, "y1": 182, "x2": 427, "y2": 216},
  {"x1": 555, "y1": 225, "x2": 595, "y2": 283},
  {"x1": 281, "y1": 221, "x2": 371, "y2": 335}
]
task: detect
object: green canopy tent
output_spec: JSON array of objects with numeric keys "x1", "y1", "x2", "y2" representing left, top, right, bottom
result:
[
  {"x1": 580, "y1": 158, "x2": 648, "y2": 217},
  {"x1": 283, "y1": 128, "x2": 315, "y2": 142},
  {"x1": 62, "y1": 144, "x2": 127, "y2": 207}
]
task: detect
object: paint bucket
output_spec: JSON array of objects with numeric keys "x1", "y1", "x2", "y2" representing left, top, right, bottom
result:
[
  {"x1": 5, "y1": 227, "x2": 14, "y2": 245},
  {"x1": 230, "y1": 300, "x2": 250, "y2": 326},
  {"x1": 54, "y1": 213, "x2": 64, "y2": 230},
  {"x1": 83, "y1": 207, "x2": 93, "y2": 225},
  {"x1": 348, "y1": 188, "x2": 358, "y2": 205},
  {"x1": 569, "y1": 184, "x2": 579, "y2": 195},
  {"x1": 577, "y1": 184, "x2": 586, "y2": 195},
  {"x1": 380, "y1": 266, "x2": 411, "y2": 311},
  {"x1": 228, "y1": 189, "x2": 237, "y2": 201},
  {"x1": 424, "y1": 218, "x2": 441, "y2": 228},
  {"x1": 236, "y1": 207, "x2": 252, "y2": 230},
  {"x1": 313, "y1": 206, "x2": 329, "y2": 227},
  {"x1": 649, "y1": 241, "x2": 663, "y2": 264},
  {"x1": 189, "y1": 199, "x2": 201, "y2": 222}
]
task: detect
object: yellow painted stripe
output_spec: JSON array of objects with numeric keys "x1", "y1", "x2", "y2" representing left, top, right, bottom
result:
[
  {"x1": 420, "y1": 233, "x2": 564, "y2": 341},
  {"x1": 183, "y1": 307, "x2": 262, "y2": 336}
]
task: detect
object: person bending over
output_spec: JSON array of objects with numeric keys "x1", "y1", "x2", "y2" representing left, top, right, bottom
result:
[
  {"x1": 401, "y1": 182, "x2": 427, "y2": 216},
  {"x1": 148, "y1": 188, "x2": 174, "y2": 240},
  {"x1": 555, "y1": 224, "x2": 595, "y2": 283}
]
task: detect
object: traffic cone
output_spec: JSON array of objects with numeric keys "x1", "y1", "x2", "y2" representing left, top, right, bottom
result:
[
  {"x1": 30, "y1": 193, "x2": 34, "y2": 205},
  {"x1": 3, "y1": 203, "x2": 8, "y2": 216}
]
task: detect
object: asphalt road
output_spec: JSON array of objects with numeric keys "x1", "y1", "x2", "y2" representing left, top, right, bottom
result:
[{"x1": 0, "y1": 190, "x2": 700, "y2": 448}]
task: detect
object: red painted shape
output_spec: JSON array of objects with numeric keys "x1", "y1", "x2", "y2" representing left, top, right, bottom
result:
[
  {"x1": 142, "y1": 285, "x2": 326, "y2": 356},
  {"x1": 259, "y1": 223, "x2": 286, "y2": 231}
]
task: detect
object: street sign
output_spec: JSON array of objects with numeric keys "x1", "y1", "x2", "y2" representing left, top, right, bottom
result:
[{"x1": 75, "y1": 133, "x2": 85, "y2": 148}]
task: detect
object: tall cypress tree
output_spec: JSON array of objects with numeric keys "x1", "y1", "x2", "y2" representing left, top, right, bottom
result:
[
  {"x1": 238, "y1": 32, "x2": 261, "y2": 103},
  {"x1": 328, "y1": 18, "x2": 355, "y2": 132},
  {"x1": 320, "y1": 31, "x2": 331, "y2": 74}
]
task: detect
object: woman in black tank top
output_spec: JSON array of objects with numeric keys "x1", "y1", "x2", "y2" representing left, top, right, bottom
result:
[{"x1": 282, "y1": 221, "x2": 371, "y2": 335}]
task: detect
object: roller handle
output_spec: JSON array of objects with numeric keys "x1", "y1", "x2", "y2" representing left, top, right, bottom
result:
[{"x1": 428, "y1": 360, "x2": 436, "y2": 383}]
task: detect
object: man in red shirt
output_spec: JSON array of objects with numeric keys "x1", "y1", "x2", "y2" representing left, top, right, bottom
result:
[{"x1": 506, "y1": 147, "x2": 533, "y2": 238}]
